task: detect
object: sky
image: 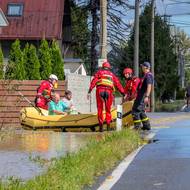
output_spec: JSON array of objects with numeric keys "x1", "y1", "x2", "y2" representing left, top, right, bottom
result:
[
  {"x1": 156, "y1": 0, "x2": 190, "y2": 36},
  {"x1": 126, "y1": 0, "x2": 190, "y2": 36}
]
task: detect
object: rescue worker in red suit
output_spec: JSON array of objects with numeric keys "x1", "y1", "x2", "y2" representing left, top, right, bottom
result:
[
  {"x1": 123, "y1": 68, "x2": 140, "y2": 101},
  {"x1": 87, "y1": 61, "x2": 125, "y2": 132},
  {"x1": 35, "y1": 74, "x2": 58, "y2": 110}
]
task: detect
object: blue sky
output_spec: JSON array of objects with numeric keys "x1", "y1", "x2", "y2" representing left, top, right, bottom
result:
[
  {"x1": 156, "y1": 0, "x2": 190, "y2": 36},
  {"x1": 126, "y1": 0, "x2": 190, "y2": 36}
]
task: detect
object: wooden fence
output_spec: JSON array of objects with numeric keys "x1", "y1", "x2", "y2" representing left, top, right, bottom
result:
[{"x1": 0, "y1": 80, "x2": 65, "y2": 128}]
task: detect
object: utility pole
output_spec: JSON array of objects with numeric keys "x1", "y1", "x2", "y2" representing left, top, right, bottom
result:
[
  {"x1": 151, "y1": 0, "x2": 155, "y2": 112},
  {"x1": 100, "y1": 0, "x2": 107, "y2": 60},
  {"x1": 134, "y1": 0, "x2": 140, "y2": 77}
]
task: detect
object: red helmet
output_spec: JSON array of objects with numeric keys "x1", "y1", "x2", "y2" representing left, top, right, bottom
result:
[
  {"x1": 102, "y1": 61, "x2": 111, "y2": 69},
  {"x1": 123, "y1": 68, "x2": 133, "y2": 75}
]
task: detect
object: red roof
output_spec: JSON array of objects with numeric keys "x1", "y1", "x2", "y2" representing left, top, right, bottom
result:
[{"x1": 0, "y1": 0, "x2": 65, "y2": 40}]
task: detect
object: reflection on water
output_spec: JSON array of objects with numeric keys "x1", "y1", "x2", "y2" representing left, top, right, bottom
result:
[{"x1": 0, "y1": 130, "x2": 96, "y2": 180}]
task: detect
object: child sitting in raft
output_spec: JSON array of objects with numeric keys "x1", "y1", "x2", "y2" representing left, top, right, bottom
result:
[
  {"x1": 62, "y1": 90, "x2": 78, "y2": 114},
  {"x1": 48, "y1": 93, "x2": 68, "y2": 116}
]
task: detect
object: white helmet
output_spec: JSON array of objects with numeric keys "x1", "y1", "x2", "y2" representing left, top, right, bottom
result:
[{"x1": 49, "y1": 74, "x2": 58, "y2": 81}]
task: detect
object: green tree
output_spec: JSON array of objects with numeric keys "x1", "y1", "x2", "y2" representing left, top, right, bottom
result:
[
  {"x1": 6, "y1": 39, "x2": 26, "y2": 79},
  {"x1": 111, "y1": 3, "x2": 178, "y2": 98},
  {"x1": 23, "y1": 43, "x2": 41, "y2": 79},
  {"x1": 72, "y1": 0, "x2": 132, "y2": 73},
  {"x1": 23, "y1": 43, "x2": 30, "y2": 79},
  {"x1": 0, "y1": 47, "x2": 4, "y2": 79},
  {"x1": 29, "y1": 44, "x2": 41, "y2": 80},
  {"x1": 39, "y1": 39, "x2": 52, "y2": 79},
  {"x1": 71, "y1": 1, "x2": 90, "y2": 71},
  {"x1": 51, "y1": 40, "x2": 64, "y2": 80},
  {"x1": 185, "y1": 68, "x2": 190, "y2": 85}
]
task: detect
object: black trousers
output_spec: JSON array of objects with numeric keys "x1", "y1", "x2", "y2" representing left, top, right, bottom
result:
[{"x1": 132, "y1": 97, "x2": 151, "y2": 130}]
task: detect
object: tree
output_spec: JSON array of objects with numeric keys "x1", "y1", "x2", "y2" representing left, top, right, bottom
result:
[
  {"x1": 72, "y1": 0, "x2": 133, "y2": 73},
  {"x1": 6, "y1": 39, "x2": 26, "y2": 79},
  {"x1": 29, "y1": 45, "x2": 41, "y2": 80},
  {"x1": 71, "y1": 1, "x2": 90, "y2": 63},
  {"x1": 51, "y1": 40, "x2": 64, "y2": 80},
  {"x1": 39, "y1": 39, "x2": 52, "y2": 79},
  {"x1": 174, "y1": 29, "x2": 190, "y2": 86},
  {"x1": 23, "y1": 43, "x2": 30, "y2": 79},
  {"x1": 111, "y1": 3, "x2": 178, "y2": 98},
  {"x1": 0, "y1": 47, "x2": 4, "y2": 79},
  {"x1": 185, "y1": 69, "x2": 190, "y2": 85}
]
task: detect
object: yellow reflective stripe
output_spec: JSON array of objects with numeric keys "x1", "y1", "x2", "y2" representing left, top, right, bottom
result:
[
  {"x1": 134, "y1": 120, "x2": 141, "y2": 123},
  {"x1": 97, "y1": 79, "x2": 113, "y2": 86},
  {"x1": 101, "y1": 79, "x2": 113, "y2": 84},
  {"x1": 141, "y1": 117, "x2": 149, "y2": 122}
]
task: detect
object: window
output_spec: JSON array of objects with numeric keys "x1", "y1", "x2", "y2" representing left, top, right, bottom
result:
[{"x1": 7, "y1": 3, "x2": 24, "y2": 16}]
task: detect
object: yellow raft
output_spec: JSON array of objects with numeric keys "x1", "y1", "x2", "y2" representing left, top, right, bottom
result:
[{"x1": 20, "y1": 101, "x2": 133, "y2": 131}]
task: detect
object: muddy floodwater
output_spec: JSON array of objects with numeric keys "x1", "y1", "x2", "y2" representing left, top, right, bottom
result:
[{"x1": 0, "y1": 130, "x2": 96, "y2": 180}]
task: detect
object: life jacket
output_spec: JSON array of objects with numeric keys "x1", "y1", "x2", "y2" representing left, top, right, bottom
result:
[
  {"x1": 96, "y1": 74, "x2": 114, "y2": 89},
  {"x1": 125, "y1": 77, "x2": 140, "y2": 100},
  {"x1": 35, "y1": 80, "x2": 53, "y2": 106}
]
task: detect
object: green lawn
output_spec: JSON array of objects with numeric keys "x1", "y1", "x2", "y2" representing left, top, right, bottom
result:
[{"x1": 155, "y1": 100, "x2": 185, "y2": 112}]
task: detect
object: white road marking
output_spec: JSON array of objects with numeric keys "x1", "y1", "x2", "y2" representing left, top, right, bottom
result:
[{"x1": 97, "y1": 146, "x2": 144, "y2": 190}]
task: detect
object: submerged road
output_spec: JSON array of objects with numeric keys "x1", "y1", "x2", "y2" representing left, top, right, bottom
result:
[{"x1": 109, "y1": 113, "x2": 190, "y2": 190}]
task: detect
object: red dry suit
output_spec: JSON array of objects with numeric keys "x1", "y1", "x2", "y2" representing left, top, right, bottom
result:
[
  {"x1": 35, "y1": 80, "x2": 53, "y2": 110},
  {"x1": 124, "y1": 77, "x2": 141, "y2": 101},
  {"x1": 88, "y1": 69, "x2": 124, "y2": 126}
]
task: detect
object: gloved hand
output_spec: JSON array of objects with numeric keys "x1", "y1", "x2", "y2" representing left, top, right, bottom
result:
[{"x1": 87, "y1": 93, "x2": 91, "y2": 100}]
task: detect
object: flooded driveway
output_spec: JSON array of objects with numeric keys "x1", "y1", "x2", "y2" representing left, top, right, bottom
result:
[
  {"x1": 0, "y1": 130, "x2": 97, "y2": 180},
  {"x1": 1, "y1": 112, "x2": 189, "y2": 181}
]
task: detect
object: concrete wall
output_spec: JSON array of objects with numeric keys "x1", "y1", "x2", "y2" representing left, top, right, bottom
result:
[
  {"x1": 65, "y1": 74, "x2": 123, "y2": 113},
  {"x1": 66, "y1": 74, "x2": 97, "y2": 113}
]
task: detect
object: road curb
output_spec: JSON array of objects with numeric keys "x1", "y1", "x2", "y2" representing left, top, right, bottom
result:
[{"x1": 97, "y1": 146, "x2": 144, "y2": 190}]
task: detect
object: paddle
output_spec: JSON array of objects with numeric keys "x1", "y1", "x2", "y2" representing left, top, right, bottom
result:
[{"x1": 18, "y1": 91, "x2": 45, "y2": 116}]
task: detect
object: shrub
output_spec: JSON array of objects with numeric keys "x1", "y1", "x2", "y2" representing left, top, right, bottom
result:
[
  {"x1": 0, "y1": 47, "x2": 3, "y2": 79},
  {"x1": 23, "y1": 43, "x2": 30, "y2": 79},
  {"x1": 39, "y1": 39, "x2": 52, "y2": 79},
  {"x1": 6, "y1": 39, "x2": 26, "y2": 79},
  {"x1": 28, "y1": 44, "x2": 41, "y2": 79},
  {"x1": 51, "y1": 40, "x2": 64, "y2": 80}
]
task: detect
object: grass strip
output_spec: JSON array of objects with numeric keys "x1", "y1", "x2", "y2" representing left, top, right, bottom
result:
[{"x1": 0, "y1": 129, "x2": 142, "y2": 190}]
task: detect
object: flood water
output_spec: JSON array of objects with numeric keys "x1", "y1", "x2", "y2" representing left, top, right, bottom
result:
[{"x1": 0, "y1": 130, "x2": 97, "y2": 180}]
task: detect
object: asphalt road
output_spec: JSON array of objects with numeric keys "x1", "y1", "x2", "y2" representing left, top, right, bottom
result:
[{"x1": 111, "y1": 117, "x2": 190, "y2": 190}]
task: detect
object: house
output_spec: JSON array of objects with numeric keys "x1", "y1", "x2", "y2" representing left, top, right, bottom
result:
[
  {"x1": 64, "y1": 58, "x2": 87, "y2": 76},
  {"x1": 0, "y1": 0, "x2": 72, "y2": 58},
  {"x1": 0, "y1": 8, "x2": 9, "y2": 27}
]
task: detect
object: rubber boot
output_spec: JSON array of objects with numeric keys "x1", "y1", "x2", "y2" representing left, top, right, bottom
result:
[
  {"x1": 107, "y1": 123, "x2": 111, "y2": 131},
  {"x1": 133, "y1": 121, "x2": 141, "y2": 130},
  {"x1": 141, "y1": 120, "x2": 151, "y2": 131},
  {"x1": 99, "y1": 125, "x2": 103, "y2": 132}
]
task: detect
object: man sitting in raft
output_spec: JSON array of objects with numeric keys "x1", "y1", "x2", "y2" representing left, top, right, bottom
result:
[{"x1": 48, "y1": 93, "x2": 68, "y2": 116}]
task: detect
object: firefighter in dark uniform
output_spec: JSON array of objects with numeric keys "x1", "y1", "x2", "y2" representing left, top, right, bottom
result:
[{"x1": 132, "y1": 62, "x2": 154, "y2": 130}]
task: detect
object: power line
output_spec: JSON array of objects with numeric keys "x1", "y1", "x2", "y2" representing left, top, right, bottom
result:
[
  {"x1": 167, "y1": 13, "x2": 190, "y2": 16},
  {"x1": 168, "y1": 0, "x2": 190, "y2": 3}
]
